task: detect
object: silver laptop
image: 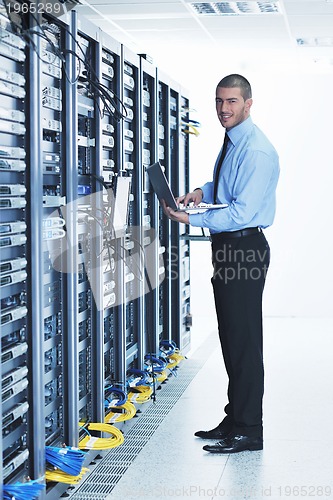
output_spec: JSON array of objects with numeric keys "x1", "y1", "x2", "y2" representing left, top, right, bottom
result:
[{"x1": 145, "y1": 162, "x2": 228, "y2": 213}]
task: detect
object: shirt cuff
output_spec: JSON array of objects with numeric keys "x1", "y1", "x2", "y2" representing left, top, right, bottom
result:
[{"x1": 188, "y1": 213, "x2": 205, "y2": 227}]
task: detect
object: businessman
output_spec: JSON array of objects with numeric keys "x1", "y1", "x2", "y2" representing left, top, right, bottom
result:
[{"x1": 163, "y1": 74, "x2": 280, "y2": 453}]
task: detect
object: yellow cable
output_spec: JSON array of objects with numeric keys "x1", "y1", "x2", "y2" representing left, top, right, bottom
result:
[
  {"x1": 128, "y1": 385, "x2": 153, "y2": 403},
  {"x1": 181, "y1": 123, "x2": 200, "y2": 136},
  {"x1": 78, "y1": 422, "x2": 124, "y2": 450},
  {"x1": 167, "y1": 352, "x2": 185, "y2": 369},
  {"x1": 156, "y1": 369, "x2": 168, "y2": 383},
  {"x1": 45, "y1": 467, "x2": 89, "y2": 484},
  {"x1": 105, "y1": 401, "x2": 137, "y2": 423}
]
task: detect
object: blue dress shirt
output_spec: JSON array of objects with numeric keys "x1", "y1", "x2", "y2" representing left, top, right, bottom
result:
[{"x1": 189, "y1": 116, "x2": 280, "y2": 233}]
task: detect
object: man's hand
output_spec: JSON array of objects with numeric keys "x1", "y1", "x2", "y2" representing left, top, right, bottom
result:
[
  {"x1": 177, "y1": 188, "x2": 203, "y2": 207},
  {"x1": 161, "y1": 200, "x2": 189, "y2": 224}
]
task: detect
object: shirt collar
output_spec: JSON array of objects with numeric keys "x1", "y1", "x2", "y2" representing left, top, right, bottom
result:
[{"x1": 227, "y1": 116, "x2": 253, "y2": 146}]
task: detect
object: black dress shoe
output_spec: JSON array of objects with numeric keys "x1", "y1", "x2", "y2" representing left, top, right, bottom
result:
[
  {"x1": 203, "y1": 434, "x2": 263, "y2": 453},
  {"x1": 194, "y1": 424, "x2": 231, "y2": 440}
]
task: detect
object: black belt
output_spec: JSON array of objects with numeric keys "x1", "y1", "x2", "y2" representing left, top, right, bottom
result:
[{"x1": 210, "y1": 227, "x2": 261, "y2": 241}]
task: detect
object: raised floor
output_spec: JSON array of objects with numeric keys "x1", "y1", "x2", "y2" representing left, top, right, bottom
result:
[{"x1": 68, "y1": 316, "x2": 333, "y2": 500}]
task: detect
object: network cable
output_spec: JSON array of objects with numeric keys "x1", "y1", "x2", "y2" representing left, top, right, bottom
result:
[
  {"x1": 127, "y1": 384, "x2": 153, "y2": 403},
  {"x1": 1, "y1": 1, "x2": 77, "y2": 84},
  {"x1": 166, "y1": 351, "x2": 185, "y2": 370},
  {"x1": 3, "y1": 478, "x2": 45, "y2": 500},
  {"x1": 160, "y1": 340, "x2": 177, "y2": 356},
  {"x1": 105, "y1": 400, "x2": 137, "y2": 423},
  {"x1": 45, "y1": 467, "x2": 89, "y2": 485},
  {"x1": 45, "y1": 445, "x2": 86, "y2": 476},
  {"x1": 78, "y1": 422, "x2": 124, "y2": 450},
  {"x1": 104, "y1": 385, "x2": 127, "y2": 407},
  {"x1": 181, "y1": 122, "x2": 200, "y2": 136},
  {"x1": 1, "y1": 1, "x2": 127, "y2": 120},
  {"x1": 127, "y1": 367, "x2": 155, "y2": 401},
  {"x1": 127, "y1": 368, "x2": 151, "y2": 387},
  {"x1": 144, "y1": 353, "x2": 167, "y2": 373},
  {"x1": 156, "y1": 369, "x2": 168, "y2": 383}
]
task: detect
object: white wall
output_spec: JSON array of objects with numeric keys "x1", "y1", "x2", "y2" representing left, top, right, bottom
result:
[{"x1": 150, "y1": 45, "x2": 333, "y2": 318}]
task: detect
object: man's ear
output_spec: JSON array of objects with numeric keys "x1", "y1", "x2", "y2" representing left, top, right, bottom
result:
[{"x1": 245, "y1": 98, "x2": 253, "y2": 112}]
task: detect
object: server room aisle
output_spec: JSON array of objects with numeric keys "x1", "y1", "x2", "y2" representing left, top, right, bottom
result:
[{"x1": 104, "y1": 317, "x2": 333, "y2": 500}]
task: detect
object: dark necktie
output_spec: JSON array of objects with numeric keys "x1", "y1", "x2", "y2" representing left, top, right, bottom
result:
[{"x1": 213, "y1": 133, "x2": 229, "y2": 203}]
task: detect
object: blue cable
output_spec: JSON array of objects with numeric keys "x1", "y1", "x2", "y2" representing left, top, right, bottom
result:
[
  {"x1": 45, "y1": 446, "x2": 86, "y2": 476},
  {"x1": 181, "y1": 118, "x2": 201, "y2": 126},
  {"x1": 127, "y1": 368, "x2": 151, "y2": 386},
  {"x1": 159, "y1": 351, "x2": 169, "y2": 364},
  {"x1": 104, "y1": 386, "x2": 127, "y2": 406},
  {"x1": 159, "y1": 340, "x2": 177, "y2": 356},
  {"x1": 144, "y1": 354, "x2": 166, "y2": 373},
  {"x1": 3, "y1": 479, "x2": 45, "y2": 500}
]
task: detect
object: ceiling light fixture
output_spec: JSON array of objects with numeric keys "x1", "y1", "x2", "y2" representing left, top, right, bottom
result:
[
  {"x1": 189, "y1": 1, "x2": 281, "y2": 16},
  {"x1": 297, "y1": 37, "x2": 333, "y2": 47}
]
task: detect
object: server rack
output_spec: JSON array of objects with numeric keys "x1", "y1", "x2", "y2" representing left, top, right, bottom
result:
[
  {"x1": 139, "y1": 55, "x2": 160, "y2": 365},
  {"x1": 0, "y1": 6, "x2": 191, "y2": 496},
  {"x1": 120, "y1": 46, "x2": 143, "y2": 380},
  {"x1": 74, "y1": 14, "x2": 101, "y2": 438},
  {"x1": 169, "y1": 86, "x2": 192, "y2": 352},
  {"x1": 0, "y1": 2, "x2": 30, "y2": 491},
  {"x1": 179, "y1": 92, "x2": 192, "y2": 351},
  {"x1": 155, "y1": 73, "x2": 171, "y2": 346},
  {"x1": 98, "y1": 29, "x2": 123, "y2": 414},
  {"x1": 39, "y1": 12, "x2": 67, "y2": 488}
]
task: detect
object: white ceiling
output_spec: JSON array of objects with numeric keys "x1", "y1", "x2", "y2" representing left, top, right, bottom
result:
[{"x1": 75, "y1": 0, "x2": 333, "y2": 66}]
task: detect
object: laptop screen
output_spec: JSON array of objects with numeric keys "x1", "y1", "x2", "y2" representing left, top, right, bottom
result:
[{"x1": 145, "y1": 162, "x2": 178, "y2": 210}]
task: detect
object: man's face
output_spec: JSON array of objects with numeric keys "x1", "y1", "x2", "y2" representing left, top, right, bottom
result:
[{"x1": 215, "y1": 86, "x2": 252, "y2": 131}]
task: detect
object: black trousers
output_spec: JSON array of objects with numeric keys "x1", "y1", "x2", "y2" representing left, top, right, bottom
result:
[{"x1": 211, "y1": 231, "x2": 270, "y2": 438}]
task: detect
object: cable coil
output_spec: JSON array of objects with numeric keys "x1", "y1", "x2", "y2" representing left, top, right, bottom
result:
[
  {"x1": 45, "y1": 467, "x2": 89, "y2": 485},
  {"x1": 78, "y1": 422, "x2": 124, "y2": 450},
  {"x1": 105, "y1": 401, "x2": 137, "y2": 423}
]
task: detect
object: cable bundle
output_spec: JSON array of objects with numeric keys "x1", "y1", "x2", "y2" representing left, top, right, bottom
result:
[
  {"x1": 127, "y1": 368, "x2": 151, "y2": 387},
  {"x1": 159, "y1": 340, "x2": 176, "y2": 356},
  {"x1": 181, "y1": 122, "x2": 201, "y2": 136},
  {"x1": 1, "y1": 1, "x2": 127, "y2": 122},
  {"x1": 45, "y1": 446, "x2": 86, "y2": 476},
  {"x1": 104, "y1": 385, "x2": 127, "y2": 408},
  {"x1": 156, "y1": 369, "x2": 168, "y2": 383},
  {"x1": 127, "y1": 369, "x2": 153, "y2": 395},
  {"x1": 180, "y1": 105, "x2": 201, "y2": 136},
  {"x1": 105, "y1": 401, "x2": 136, "y2": 423},
  {"x1": 45, "y1": 467, "x2": 89, "y2": 485},
  {"x1": 3, "y1": 479, "x2": 45, "y2": 500},
  {"x1": 166, "y1": 352, "x2": 185, "y2": 370},
  {"x1": 159, "y1": 341, "x2": 185, "y2": 370},
  {"x1": 144, "y1": 354, "x2": 167, "y2": 373},
  {"x1": 128, "y1": 385, "x2": 153, "y2": 403},
  {"x1": 78, "y1": 422, "x2": 124, "y2": 450}
]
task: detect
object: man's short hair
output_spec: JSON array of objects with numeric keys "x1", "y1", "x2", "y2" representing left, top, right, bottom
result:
[{"x1": 217, "y1": 74, "x2": 252, "y2": 101}]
